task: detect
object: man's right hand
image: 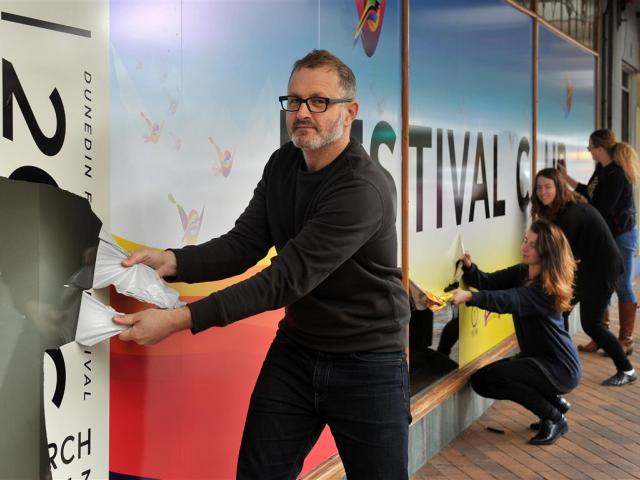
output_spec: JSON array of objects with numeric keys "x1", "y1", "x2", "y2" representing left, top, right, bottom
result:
[
  {"x1": 461, "y1": 252, "x2": 472, "y2": 268},
  {"x1": 122, "y1": 248, "x2": 178, "y2": 278}
]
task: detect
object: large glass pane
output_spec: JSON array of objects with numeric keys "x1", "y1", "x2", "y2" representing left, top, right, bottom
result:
[{"x1": 409, "y1": 0, "x2": 532, "y2": 392}]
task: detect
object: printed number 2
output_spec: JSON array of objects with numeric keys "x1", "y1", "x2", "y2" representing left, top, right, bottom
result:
[{"x1": 2, "y1": 58, "x2": 66, "y2": 156}]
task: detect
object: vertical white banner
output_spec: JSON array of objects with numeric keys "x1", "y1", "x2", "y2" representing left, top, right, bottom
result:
[
  {"x1": 0, "y1": 0, "x2": 110, "y2": 224},
  {"x1": 44, "y1": 341, "x2": 109, "y2": 480}
]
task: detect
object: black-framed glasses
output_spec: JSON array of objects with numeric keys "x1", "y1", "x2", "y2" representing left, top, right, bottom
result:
[{"x1": 279, "y1": 95, "x2": 352, "y2": 113}]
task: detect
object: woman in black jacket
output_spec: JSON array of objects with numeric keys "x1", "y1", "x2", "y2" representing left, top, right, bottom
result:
[
  {"x1": 558, "y1": 129, "x2": 639, "y2": 356},
  {"x1": 450, "y1": 220, "x2": 580, "y2": 445},
  {"x1": 532, "y1": 168, "x2": 635, "y2": 386}
]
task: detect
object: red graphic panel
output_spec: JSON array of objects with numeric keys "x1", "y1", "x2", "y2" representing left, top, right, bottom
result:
[{"x1": 110, "y1": 292, "x2": 337, "y2": 479}]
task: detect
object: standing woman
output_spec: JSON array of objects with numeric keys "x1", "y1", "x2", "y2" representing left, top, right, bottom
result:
[
  {"x1": 532, "y1": 168, "x2": 635, "y2": 386},
  {"x1": 450, "y1": 220, "x2": 580, "y2": 445},
  {"x1": 559, "y1": 129, "x2": 639, "y2": 357}
]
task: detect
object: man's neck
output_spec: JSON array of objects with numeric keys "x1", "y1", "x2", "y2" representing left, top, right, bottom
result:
[{"x1": 302, "y1": 136, "x2": 351, "y2": 172}]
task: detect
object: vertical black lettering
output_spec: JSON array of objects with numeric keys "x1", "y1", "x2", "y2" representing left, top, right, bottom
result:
[
  {"x1": 48, "y1": 443, "x2": 58, "y2": 470},
  {"x1": 370, "y1": 121, "x2": 396, "y2": 165},
  {"x1": 493, "y1": 134, "x2": 505, "y2": 217},
  {"x1": 448, "y1": 130, "x2": 470, "y2": 226},
  {"x1": 78, "y1": 428, "x2": 91, "y2": 459},
  {"x1": 409, "y1": 125, "x2": 432, "y2": 232},
  {"x1": 2, "y1": 59, "x2": 66, "y2": 156},
  {"x1": 557, "y1": 142, "x2": 566, "y2": 169},
  {"x1": 351, "y1": 119, "x2": 363, "y2": 145},
  {"x1": 544, "y1": 140, "x2": 549, "y2": 168},
  {"x1": 516, "y1": 137, "x2": 531, "y2": 212},
  {"x1": 370, "y1": 121, "x2": 397, "y2": 214},
  {"x1": 436, "y1": 129, "x2": 443, "y2": 228},
  {"x1": 469, "y1": 133, "x2": 490, "y2": 222}
]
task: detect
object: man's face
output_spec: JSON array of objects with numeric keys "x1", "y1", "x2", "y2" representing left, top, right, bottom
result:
[{"x1": 286, "y1": 67, "x2": 355, "y2": 151}]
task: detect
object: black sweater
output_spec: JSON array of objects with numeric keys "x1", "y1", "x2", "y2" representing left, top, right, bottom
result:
[
  {"x1": 464, "y1": 263, "x2": 581, "y2": 391},
  {"x1": 170, "y1": 139, "x2": 410, "y2": 353},
  {"x1": 576, "y1": 162, "x2": 636, "y2": 236},
  {"x1": 554, "y1": 202, "x2": 623, "y2": 297}
]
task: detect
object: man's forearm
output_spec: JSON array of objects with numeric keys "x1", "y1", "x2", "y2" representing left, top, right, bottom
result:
[{"x1": 171, "y1": 306, "x2": 193, "y2": 332}]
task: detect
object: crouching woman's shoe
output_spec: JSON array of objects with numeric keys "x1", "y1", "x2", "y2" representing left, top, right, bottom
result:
[
  {"x1": 602, "y1": 370, "x2": 637, "y2": 386},
  {"x1": 529, "y1": 416, "x2": 568, "y2": 445},
  {"x1": 529, "y1": 396, "x2": 571, "y2": 430}
]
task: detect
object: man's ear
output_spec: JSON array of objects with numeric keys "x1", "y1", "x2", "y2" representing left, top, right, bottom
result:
[{"x1": 345, "y1": 101, "x2": 359, "y2": 126}]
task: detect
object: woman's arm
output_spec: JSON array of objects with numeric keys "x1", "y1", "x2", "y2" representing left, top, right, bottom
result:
[
  {"x1": 462, "y1": 263, "x2": 524, "y2": 291},
  {"x1": 466, "y1": 283, "x2": 554, "y2": 317}
]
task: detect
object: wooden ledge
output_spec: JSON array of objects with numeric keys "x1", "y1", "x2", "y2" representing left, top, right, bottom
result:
[
  {"x1": 301, "y1": 335, "x2": 518, "y2": 480},
  {"x1": 410, "y1": 334, "x2": 518, "y2": 422},
  {"x1": 300, "y1": 454, "x2": 344, "y2": 480}
]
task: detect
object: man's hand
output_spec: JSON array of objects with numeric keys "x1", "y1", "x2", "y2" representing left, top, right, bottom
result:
[
  {"x1": 113, "y1": 306, "x2": 192, "y2": 345},
  {"x1": 449, "y1": 289, "x2": 472, "y2": 305},
  {"x1": 461, "y1": 252, "x2": 472, "y2": 268},
  {"x1": 122, "y1": 248, "x2": 178, "y2": 278}
]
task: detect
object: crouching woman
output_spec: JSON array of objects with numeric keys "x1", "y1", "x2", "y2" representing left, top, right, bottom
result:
[{"x1": 450, "y1": 220, "x2": 580, "y2": 445}]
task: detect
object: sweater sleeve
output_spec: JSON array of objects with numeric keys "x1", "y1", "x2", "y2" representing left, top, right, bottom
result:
[
  {"x1": 168, "y1": 160, "x2": 274, "y2": 283},
  {"x1": 462, "y1": 263, "x2": 523, "y2": 291},
  {"x1": 467, "y1": 283, "x2": 553, "y2": 317},
  {"x1": 187, "y1": 178, "x2": 384, "y2": 333}
]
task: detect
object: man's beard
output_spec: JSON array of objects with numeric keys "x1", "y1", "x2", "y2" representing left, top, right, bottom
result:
[{"x1": 290, "y1": 109, "x2": 345, "y2": 151}]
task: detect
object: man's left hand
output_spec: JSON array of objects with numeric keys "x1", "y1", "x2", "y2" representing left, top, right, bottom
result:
[{"x1": 113, "y1": 307, "x2": 192, "y2": 345}]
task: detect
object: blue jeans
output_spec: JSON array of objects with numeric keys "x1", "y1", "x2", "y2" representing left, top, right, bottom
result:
[
  {"x1": 237, "y1": 329, "x2": 411, "y2": 480},
  {"x1": 614, "y1": 228, "x2": 638, "y2": 304}
]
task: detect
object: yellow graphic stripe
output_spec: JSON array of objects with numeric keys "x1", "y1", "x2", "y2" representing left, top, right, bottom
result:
[{"x1": 112, "y1": 234, "x2": 276, "y2": 296}]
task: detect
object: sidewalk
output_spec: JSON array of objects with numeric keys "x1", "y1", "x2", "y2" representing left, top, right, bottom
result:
[{"x1": 412, "y1": 307, "x2": 640, "y2": 480}]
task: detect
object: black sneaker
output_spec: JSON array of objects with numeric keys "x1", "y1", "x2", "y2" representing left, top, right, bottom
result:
[
  {"x1": 529, "y1": 415, "x2": 568, "y2": 445},
  {"x1": 529, "y1": 396, "x2": 571, "y2": 430},
  {"x1": 602, "y1": 370, "x2": 637, "y2": 386}
]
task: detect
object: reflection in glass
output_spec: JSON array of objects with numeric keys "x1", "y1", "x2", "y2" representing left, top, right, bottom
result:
[
  {"x1": 408, "y1": 283, "x2": 459, "y2": 395},
  {"x1": 513, "y1": 0, "x2": 533, "y2": 9},
  {"x1": 538, "y1": 25, "x2": 596, "y2": 185},
  {"x1": 538, "y1": 0, "x2": 597, "y2": 49},
  {"x1": 0, "y1": 178, "x2": 101, "y2": 479}
]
